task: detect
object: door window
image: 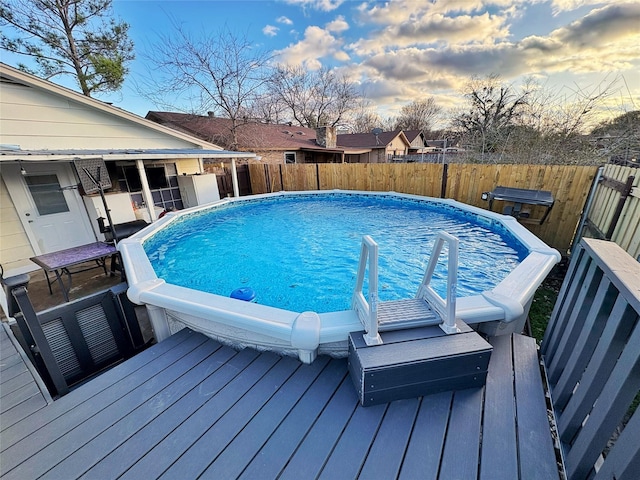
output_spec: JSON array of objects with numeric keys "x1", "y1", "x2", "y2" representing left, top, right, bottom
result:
[{"x1": 25, "y1": 174, "x2": 70, "y2": 215}]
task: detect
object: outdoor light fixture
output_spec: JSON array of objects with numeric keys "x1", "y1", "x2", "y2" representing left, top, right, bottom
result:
[
  {"x1": 481, "y1": 192, "x2": 489, "y2": 201},
  {"x1": 19, "y1": 160, "x2": 27, "y2": 176}
]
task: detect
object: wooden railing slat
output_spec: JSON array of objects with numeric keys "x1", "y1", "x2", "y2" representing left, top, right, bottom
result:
[
  {"x1": 593, "y1": 407, "x2": 640, "y2": 480},
  {"x1": 547, "y1": 260, "x2": 602, "y2": 384},
  {"x1": 564, "y1": 317, "x2": 640, "y2": 480},
  {"x1": 551, "y1": 277, "x2": 616, "y2": 411},
  {"x1": 541, "y1": 244, "x2": 588, "y2": 358},
  {"x1": 557, "y1": 298, "x2": 636, "y2": 442}
]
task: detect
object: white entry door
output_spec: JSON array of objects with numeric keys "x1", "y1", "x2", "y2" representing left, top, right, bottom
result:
[{"x1": 3, "y1": 162, "x2": 96, "y2": 254}]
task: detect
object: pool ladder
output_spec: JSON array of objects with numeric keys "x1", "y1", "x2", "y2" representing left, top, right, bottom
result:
[{"x1": 351, "y1": 232, "x2": 460, "y2": 346}]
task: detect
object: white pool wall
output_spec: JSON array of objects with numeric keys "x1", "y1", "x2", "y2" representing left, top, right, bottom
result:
[{"x1": 118, "y1": 190, "x2": 561, "y2": 362}]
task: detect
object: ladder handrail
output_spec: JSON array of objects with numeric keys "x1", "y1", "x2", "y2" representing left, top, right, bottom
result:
[
  {"x1": 352, "y1": 235, "x2": 382, "y2": 346},
  {"x1": 352, "y1": 231, "x2": 460, "y2": 345},
  {"x1": 417, "y1": 231, "x2": 460, "y2": 334}
]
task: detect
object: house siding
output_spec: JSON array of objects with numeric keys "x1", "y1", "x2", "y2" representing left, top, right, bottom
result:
[
  {"x1": 0, "y1": 82, "x2": 206, "y2": 150},
  {"x1": 386, "y1": 135, "x2": 409, "y2": 158},
  {"x1": 0, "y1": 176, "x2": 34, "y2": 273}
]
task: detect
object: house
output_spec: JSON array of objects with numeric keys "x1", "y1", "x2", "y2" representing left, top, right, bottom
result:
[
  {"x1": 403, "y1": 130, "x2": 429, "y2": 154},
  {"x1": 146, "y1": 112, "x2": 345, "y2": 165},
  {"x1": 337, "y1": 129, "x2": 410, "y2": 163},
  {"x1": 0, "y1": 63, "x2": 253, "y2": 281}
]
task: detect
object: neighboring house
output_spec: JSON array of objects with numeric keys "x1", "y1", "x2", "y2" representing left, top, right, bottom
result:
[
  {"x1": 146, "y1": 112, "x2": 346, "y2": 165},
  {"x1": 404, "y1": 130, "x2": 429, "y2": 154},
  {"x1": 0, "y1": 63, "x2": 252, "y2": 279},
  {"x1": 337, "y1": 130, "x2": 410, "y2": 163}
]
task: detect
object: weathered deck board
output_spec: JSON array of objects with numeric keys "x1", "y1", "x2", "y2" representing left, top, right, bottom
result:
[
  {"x1": 0, "y1": 323, "x2": 51, "y2": 430},
  {"x1": 480, "y1": 334, "x2": 519, "y2": 480},
  {"x1": 1, "y1": 328, "x2": 558, "y2": 479}
]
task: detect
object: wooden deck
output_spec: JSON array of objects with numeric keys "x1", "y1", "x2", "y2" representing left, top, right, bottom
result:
[
  {"x1": 0, "y1": 325, "x2": 558, "y2": 479},
  {"x1": 0, "y1": 323, "x2": 52, "y2": 431}
]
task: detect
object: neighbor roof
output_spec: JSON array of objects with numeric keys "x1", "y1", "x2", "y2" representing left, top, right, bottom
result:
[
  {"x1": 147, "y1": 112, "x2": 344, "y2": 153},
  {"x1": 337, "y1": 130, "x2": 408, "y2": 148}
]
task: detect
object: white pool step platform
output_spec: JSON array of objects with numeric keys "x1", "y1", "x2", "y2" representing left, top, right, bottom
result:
[{"x1": 377, "y1": 298, "x2": 442, "y2": 331}]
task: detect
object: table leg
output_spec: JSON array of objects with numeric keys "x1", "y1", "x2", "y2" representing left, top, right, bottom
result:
[
  {"x1": 53, "y1": 268, "x2": 71, "y2": 302},
  {"x1": 96, "y1": 257, "x2": 108, "y2": 276},
  {"x1": 43, "y1": 270, "x2": 53, "y2": 295}
]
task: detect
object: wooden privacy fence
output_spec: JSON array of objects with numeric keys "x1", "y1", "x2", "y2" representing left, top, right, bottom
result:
[
  {"x1": 541, "y1": 238, "x2": 640, "y2": 480},
  {"x1": 579, "y1": 164, "x2": 640, "y2": 260},
  {"x1": 249, "y1": 163, "x2": 597, "y2": 254}
]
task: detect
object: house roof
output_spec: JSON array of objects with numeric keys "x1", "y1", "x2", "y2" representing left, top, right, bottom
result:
[
  {"x1": 146, "y1": 112, "x2": 344, "y2": 153},
  {"x1": 403, "y1": 130, "x2": 423, "y2": 143},
  {"x1": 336, "y1": 130, "x2": 409, "y2": 149},
  {"x1": 0, "y1": 63, "x2": 232, "y2": 153}
]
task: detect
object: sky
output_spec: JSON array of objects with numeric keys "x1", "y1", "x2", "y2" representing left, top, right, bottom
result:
[{"x1": 3, "y1": 0, "x2": 640, "y2": 128}]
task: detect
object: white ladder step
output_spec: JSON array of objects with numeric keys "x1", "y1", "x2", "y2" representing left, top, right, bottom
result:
[{"x1": 377, "y1": 298, "x2": 442, "y2": 331}]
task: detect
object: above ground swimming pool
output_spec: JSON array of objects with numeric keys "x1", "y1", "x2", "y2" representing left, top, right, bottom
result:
[{"x1": 119, "y1": 190, "x2": 560, "y2": 363}]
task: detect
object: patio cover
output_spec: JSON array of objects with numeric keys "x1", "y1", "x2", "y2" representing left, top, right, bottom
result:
[{"x1": 0, "y1": 147, "x2": 255, "y2": 162}]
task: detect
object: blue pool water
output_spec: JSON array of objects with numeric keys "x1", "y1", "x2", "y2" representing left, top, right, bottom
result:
[{"x1": 144, "y1": 194, "x2": 528, "y2": 313}]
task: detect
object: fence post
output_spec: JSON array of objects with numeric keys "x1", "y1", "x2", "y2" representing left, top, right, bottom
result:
[{"x1": 440, "y1": 163, "x2": 448, "y2": 198}]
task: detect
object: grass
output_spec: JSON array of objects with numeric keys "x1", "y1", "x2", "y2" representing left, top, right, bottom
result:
[{"x1": 529, "y1": 283, "x2": 561, "y2": 342}]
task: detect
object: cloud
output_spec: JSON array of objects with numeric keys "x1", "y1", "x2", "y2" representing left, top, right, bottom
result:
[
  {"x1": 334, "y1": 50, "x2": 351, "y2": 62},
  {"x1": 275, "y1": 25, "x2": 346, "y2": 69},
  {"x1": 279, "y1": 0, "x2": 639, "y2": 119},
  {"x1": 549, "y1": 0, "x2": 603, "y2": 14},
  {"x1": 553, "y1": 3, "x2": 640, "y2": 47},
  {"x1": 349, "y1": 8, "x2": 511, "y2": 56},
  {"x1": 263, "y1": 25, "x2": 279, "y2": 37},
  {"x1": 277, "y1": 16, "x2": 293, "y2": 25},
  {"x1": 326, "y1": 15, "x2": 349, "y2": 33},
  {"x1": 349, "y1": 2, "x2": 639, "y2": 84},
  {"x1": 282, "y1": 0, "x2": 345, "y2": 12}
]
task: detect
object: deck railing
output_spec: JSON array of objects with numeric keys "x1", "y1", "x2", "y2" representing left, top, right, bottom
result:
[{"x1": 541, "y1": 238, "x2": 640, "y2": 480}]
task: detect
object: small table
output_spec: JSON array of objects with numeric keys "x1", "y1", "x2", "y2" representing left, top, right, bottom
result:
[
  {"x1": 30, "y1": 242, "x2": 118, "y2": 302},
  {"x1": 485, "y1": 186, "x2": 555, "y2": 225}
]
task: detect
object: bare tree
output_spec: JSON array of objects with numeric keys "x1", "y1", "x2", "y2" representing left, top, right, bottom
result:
[
  {"x1": 451, "y1": 75, "x2": 624, "y2": 164},
  {"x1": 141, "y1": 23, "x2": 273, "y2": 149},
  {"x1": 268, "y1": 64, "x2": 360, "y2": 128},
  {"x1": 394, "y1": 98, "x2": 442, "y2": 134},
  {"x1": 451, "y1": 74, "x2": 532, "y2": 157},
  {"x1": 247, "y1": 91, "x2": 288, "y2": 124},
  {"x1": 591, "y1": 110, "x2": 640, "y2": 163},
  {"x1": 344, "y1": 98, "x2": 383, "y2": 133},
  {"x1": 510, "y1": 76, "x2": 621, "y2": 164},
  {"x1": 0, "y1": 0, "x2": 134, "y2": 96}
]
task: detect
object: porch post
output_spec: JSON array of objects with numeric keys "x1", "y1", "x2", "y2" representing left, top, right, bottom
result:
[
  {"x1": 231, "y1": 158, "x2": 240, "y2": 198},
  {"x1": 136, "y1": 159, "x2": 157, "y2": 221}
]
